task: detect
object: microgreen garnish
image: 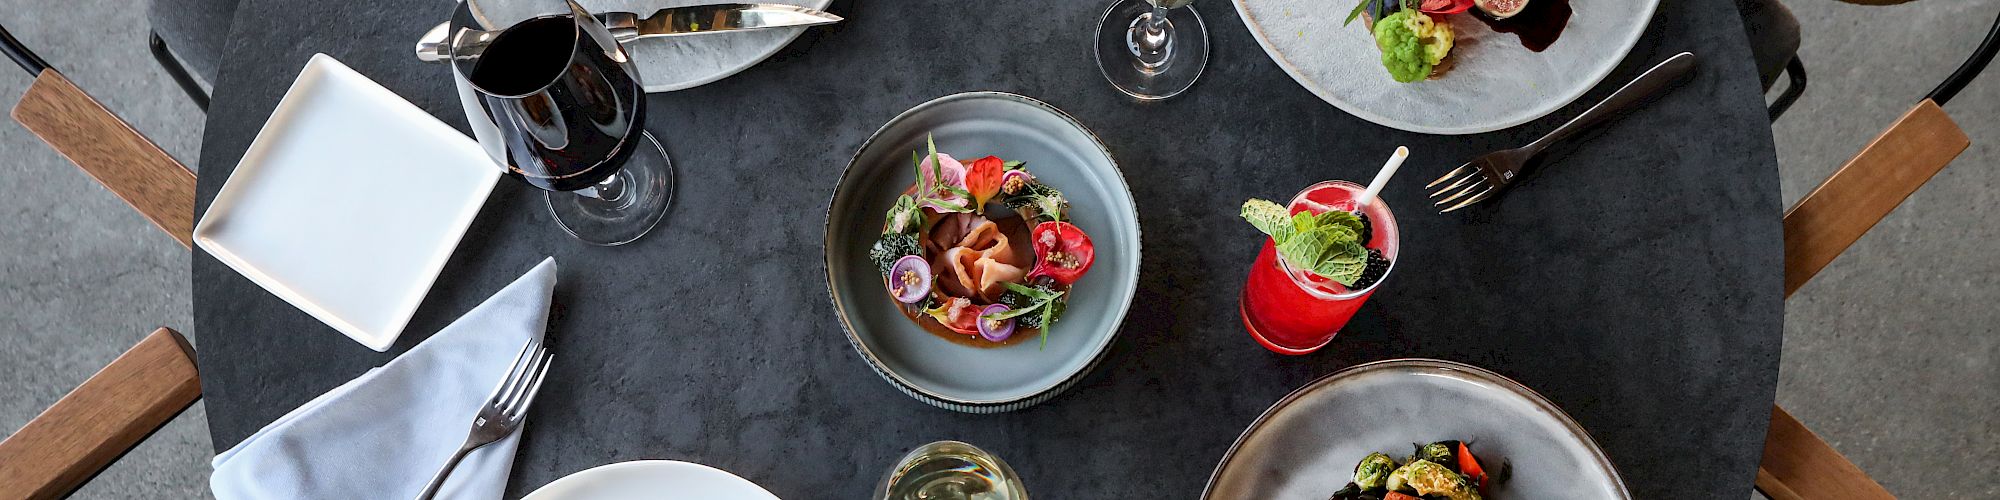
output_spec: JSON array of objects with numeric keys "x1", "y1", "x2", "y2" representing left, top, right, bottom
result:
[
  {"x1": 985, "y1": 282, "x2": 1066, "y2": 349},
  {"x1": 1241, "y1": 199, "x2": 1369, "y2": 286}
]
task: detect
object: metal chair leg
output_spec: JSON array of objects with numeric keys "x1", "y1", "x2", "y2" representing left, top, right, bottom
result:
[
  {"x1": 147, "y1": 31, "x2": 209, "y2": 112},
  {"x1": 1769, "y1": 56, "x2": 1806, "y2": 121},
  {"x1": 1926, "y1": 11, "x2": 2000, "y2": 106},
  {"x1": 1, "y1": 24, "x2": 52, "y2": 75}
]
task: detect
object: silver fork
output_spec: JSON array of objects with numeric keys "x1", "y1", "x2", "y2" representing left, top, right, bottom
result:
[
  {"x1": 1427, "y1": 52, "x2": 1699, "y2": 213},
  {"x1": 415, "y1": 341, "x2": 553, "y2": 500}
]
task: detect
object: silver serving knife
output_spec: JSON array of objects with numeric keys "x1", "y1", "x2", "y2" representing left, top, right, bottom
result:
[{"x1": 416, "y1": 4, "x2": 842, "y2": 63}]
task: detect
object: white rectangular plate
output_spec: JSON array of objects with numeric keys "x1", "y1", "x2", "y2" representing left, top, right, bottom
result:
[{"x1": 195, "y1": 54, "x2": 500, "y2": 351}]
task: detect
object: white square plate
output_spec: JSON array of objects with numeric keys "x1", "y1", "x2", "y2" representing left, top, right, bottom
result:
[{"x1": 195, "y1": 54, "x2": 500, "y2": 351}]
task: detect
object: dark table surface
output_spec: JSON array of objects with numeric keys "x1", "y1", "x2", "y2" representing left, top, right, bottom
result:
[{"x1": 194, "y1": 0, "x2": 1784, "y2": 497}]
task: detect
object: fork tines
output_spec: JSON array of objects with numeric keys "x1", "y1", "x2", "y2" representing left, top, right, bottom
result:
[
  {"x1": 1426, "y1": 162, "x2": 1497, "y2": 213},
  {"x1": 489, "y1": 340, "x2": 553, "y2": 422}
]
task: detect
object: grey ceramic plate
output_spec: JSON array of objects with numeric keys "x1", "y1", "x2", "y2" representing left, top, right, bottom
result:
[
  {"x1": 1204, "y1": 359, "x2": 1631, "y2": 499},
  {"x1": 824, "y1": 92, "x2": 1140, "y2": 412},
  {"x1": 1232, "y1": 0, "x2": 1660, "y2": 134}
]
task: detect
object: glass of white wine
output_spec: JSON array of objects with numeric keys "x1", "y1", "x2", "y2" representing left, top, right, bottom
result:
[
  {"x1": 1093, "y1": 0, "x2": 1209, "y2": 100},
  {"x1": 875, "y1": 441, "x2": 1027, "y2": 500}
]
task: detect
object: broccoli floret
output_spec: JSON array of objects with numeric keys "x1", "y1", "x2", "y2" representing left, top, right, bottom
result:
[
  {"x1": 1374, "y1": 11, "x2": 1432, "y2": 83},
  {"x1": 869, "y1": 233, "x2": 921, "y2": 276}
]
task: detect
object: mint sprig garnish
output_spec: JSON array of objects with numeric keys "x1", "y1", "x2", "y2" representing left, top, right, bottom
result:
[{"x1": 1241, "y1": 199, "x2": 1369, "y2": 286}]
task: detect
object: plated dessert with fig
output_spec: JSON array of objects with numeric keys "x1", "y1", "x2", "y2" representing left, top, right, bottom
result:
[
  {"x1": 1347, "y1": 0, "x2": 1575, "y2": 83},
  {"x1": 868, "y1": 135, "x2": 1097, "y2": 348}
]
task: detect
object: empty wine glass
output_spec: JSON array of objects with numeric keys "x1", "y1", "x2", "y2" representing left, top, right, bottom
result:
[
  {"x1": 447, "y1": 0, "x2": 672, "y2": 246},
  {"x1": 1094, "y1": 0, "x2": 1209, "y2": 100}
]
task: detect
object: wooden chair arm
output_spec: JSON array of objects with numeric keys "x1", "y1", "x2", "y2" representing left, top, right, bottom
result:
[
  {"x1": 0, "y1": 328, "x2": 201, "y2": 500},
  {"x1": 10, "y1": 69, "x2": 196, "y2": 248},
  {"x1": 1782, "y1": 99, "x2": 1968, "y2": 297},
  {"x1": 1756, "y1": 405, "x2": 1896, "y2": 500}
]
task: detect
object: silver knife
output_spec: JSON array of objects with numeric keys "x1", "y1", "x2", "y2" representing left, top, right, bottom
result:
[{"x1": 415, "y1": 4, "x2": 842, "y2": 63}]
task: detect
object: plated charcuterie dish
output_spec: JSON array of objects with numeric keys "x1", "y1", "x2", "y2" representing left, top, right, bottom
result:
[{"x1": 868, "y1": 135, "x2": 1096, "y2": 348}]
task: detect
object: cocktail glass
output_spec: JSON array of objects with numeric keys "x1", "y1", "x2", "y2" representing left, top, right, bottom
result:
[{"x1": 1239, "y1": 180, "x2": 1400, "y2": 355}]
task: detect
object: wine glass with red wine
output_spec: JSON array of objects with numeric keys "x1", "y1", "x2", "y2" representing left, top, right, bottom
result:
[{"x1": 446, "y1": 0, "x2": 671, "y2": 246}]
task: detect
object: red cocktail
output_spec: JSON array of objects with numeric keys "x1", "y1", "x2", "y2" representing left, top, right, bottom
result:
[{"x1": 1239, "y1": 180, "x2": 1400, "y2": 354}]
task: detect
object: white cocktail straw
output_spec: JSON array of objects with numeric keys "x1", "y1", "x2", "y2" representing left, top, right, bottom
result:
[{"x1": 1357, "y1": 146, "x2": 1408, "y2": 208}]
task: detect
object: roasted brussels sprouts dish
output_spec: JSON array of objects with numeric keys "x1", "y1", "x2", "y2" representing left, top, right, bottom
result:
[{"x1": 1329, "y1": 440, "x2": 1499, "y2": 500}]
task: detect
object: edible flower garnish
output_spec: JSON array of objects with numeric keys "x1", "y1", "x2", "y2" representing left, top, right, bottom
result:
[
  {"x1": 965, "y1": 155, "x2": 1007, "y2": 210},
  {"x1": 912, "y1": 134, "x2": 972, "y2": 213},
  {"x1": 1026, "y1": 221, "x2": 1095, "y2": 286},
  {"x1": 888, "y1": 254, "x2": 932, "y2": 304},
  {"x1": 1241, "y1": 199, "x2": 1369, "y2": 286},
  {"x1": 924, "y1": 297, "x2": 983, "y2": 336}
]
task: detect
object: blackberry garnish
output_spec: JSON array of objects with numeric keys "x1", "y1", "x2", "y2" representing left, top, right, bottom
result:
[
  {"x1": 1354, "y1": 211, "x2": 1374, "y2": 247},
  {"x1": 1351, "y1": 249, "x2": 1391, "y2": 289}
]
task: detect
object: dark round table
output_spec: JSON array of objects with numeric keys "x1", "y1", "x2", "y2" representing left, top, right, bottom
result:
[{"x1": 193, "y1": 0, "x2": 1784, "y2": 497}]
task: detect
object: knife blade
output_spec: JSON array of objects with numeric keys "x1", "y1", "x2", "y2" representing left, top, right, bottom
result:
[
  {"x1": 415, "y1": 4, "x2": 842, "y2": 63},
  {"x1": 599, "y1": 4, "x2": 840, "y2": 40}
]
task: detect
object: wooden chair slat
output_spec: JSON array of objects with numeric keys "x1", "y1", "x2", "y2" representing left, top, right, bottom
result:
[
  {"x1": 1756, "y1": 405, "x2": 1897, "y2": 500},
  {"x1": 1782, "y1": 99, "x2": 1967, "y2": 297},
  {"x1": 10, "y1": 69, "x2": 196, "y2": 248},
  {"x1": 0, "y1": 328, "x2": 201, "y2": 500}
]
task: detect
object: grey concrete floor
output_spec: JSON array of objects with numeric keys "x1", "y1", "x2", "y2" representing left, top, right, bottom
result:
[
  {"x1": 0, "y1": 0, "x2": 1993, "y2": 498},
  {"x1": 0, "y1": 0, "x2": 211, "y2": 498}
]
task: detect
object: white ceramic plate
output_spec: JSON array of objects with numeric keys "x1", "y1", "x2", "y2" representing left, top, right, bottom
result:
[
  {"x1": 1232, "y1": 0, "x2": 1660, "y2": 134},
  {"x1": 581, "y1": 0, "x2": 832, "y2": 93},
  {"x1": 194, "y1": 54, "x2": 500, "y2": 351},
  {"x1": 1204, "y1": 359, "x2": 1630, "y2": 499},
  {"x1": 522, "y1": 461, "x2": 782, "y2": 500}
]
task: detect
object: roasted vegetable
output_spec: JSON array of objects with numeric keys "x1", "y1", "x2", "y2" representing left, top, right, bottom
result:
[
  {"x1": 1414, "y1": 442, "x2": 1457, "y2": 471},
  {"x1": 1329, "y1": 482, "x2": 1363, "y2": 500},
  {"x1": 1456, "y1": 442, "x2": 1489, "y2": 493},
  {"x1": 1355, "y1": 452, "x2": 1397, "y2": 490},
  {"x1": 1387, "y1": 460, "x2": 1481, "y2": 500}
]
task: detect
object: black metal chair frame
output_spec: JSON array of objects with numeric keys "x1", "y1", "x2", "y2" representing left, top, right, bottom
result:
[{"x1": 149, "y1": 31, "x2": 210, "y2": 112}]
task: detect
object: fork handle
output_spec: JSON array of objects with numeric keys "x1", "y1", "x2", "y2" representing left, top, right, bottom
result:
[
  {"x1": 1526, "y1": 52, "x2": 1698, "y2": 154},
  {"x1": 415, "y1": 443, "x2": 476, "y2": 500}
]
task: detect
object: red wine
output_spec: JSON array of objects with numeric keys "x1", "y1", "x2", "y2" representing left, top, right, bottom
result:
[{"x1": 467, "y1": 15, "x2": 643, "y2": 192}]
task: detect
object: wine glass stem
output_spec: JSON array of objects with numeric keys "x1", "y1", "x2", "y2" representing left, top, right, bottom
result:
[
  {"x1": 1140, "y1": 5, "x2": 1171, "y2": 53},
  {"x1": 575, "y1": 169, "x2": 627, "y2": 203}
]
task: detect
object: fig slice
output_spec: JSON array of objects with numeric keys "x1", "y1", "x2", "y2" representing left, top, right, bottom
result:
[{"x1": 1475, "y1": 0, "x2": 1528, "y2": 19}]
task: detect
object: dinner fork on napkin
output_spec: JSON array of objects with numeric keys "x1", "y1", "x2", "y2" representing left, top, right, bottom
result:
[{"x1": 211, "y1": 257, "x2": 559, "y2": 500}]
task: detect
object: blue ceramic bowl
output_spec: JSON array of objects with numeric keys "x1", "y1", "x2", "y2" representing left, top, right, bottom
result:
[{"x1": 824, "y1": 92, "x2": 1140, "y2": 412}]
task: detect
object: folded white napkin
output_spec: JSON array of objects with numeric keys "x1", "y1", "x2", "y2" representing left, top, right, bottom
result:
[{"x1": 212, "y1": 257, "x2": 558, "y2": 499}]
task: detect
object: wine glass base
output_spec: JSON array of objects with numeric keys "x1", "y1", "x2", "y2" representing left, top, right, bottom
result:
[
  {"x1": 1094, "y1": 0, "x2": 1209, "y2": 101},
  {"x1": 547, "y1": 131, "x2": 674, "y2": 246}
]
